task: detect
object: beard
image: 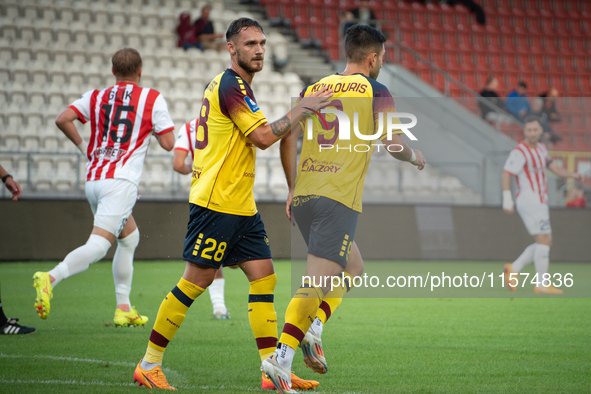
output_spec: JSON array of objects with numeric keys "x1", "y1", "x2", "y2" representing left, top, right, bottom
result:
[
  {"x1": 237, "y1": 50, "x2": 264, "y2": 74},
  {"x1": 369, "y1": 63, "x2": 381, "y2": 80}
]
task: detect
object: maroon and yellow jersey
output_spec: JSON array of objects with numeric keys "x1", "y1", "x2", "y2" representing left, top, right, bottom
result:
[
  {"x1": 295, "y1": 73, "x2": 401, "y2": 213},
  {"x1": 189, "y1": 69, "x2": 267, "y2": 216}
]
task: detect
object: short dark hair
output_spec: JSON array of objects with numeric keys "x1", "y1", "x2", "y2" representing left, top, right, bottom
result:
[
  {"x1": 518, "y1": 80, "x2": 527, "y2": 88},
  {"x1": 345, "y1": 25, "x2": 386, "y2": 64},
  {"x1": 226, "y1": 18, "x2": 264, "y2": 42},
  {"x1": 112, "y1": 48, "x2": 142, "y2": 77},
  {"x1": 523, "y1": 115, "x2": 541, "y2": 127}
]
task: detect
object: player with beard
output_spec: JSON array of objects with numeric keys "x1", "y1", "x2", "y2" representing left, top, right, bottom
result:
[
  {"x1": 261, "y1": 25, "x2": 426, "y2": 393},
  {"x1": 133, "y1": 18, "x2": 332, "y2": 391}
]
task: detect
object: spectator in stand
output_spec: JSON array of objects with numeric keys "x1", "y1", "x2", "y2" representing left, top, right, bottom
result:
[
  {"x1": 528, "y1": 97, "x2": 561, "y2": 143},
  {"x1": 177, "y1": 11, "x2": 199, "y2": 50},
  {"x1": 565, "y1": 184, "x2": 587, "y2": 209},
  {"x1": 193, "y1": 4, "x2": 225, "y2": 51},
  {"x1": 412, "y1": 0, "x2": 486, "y2": 25},
  {"x1": 348, "y1": 0, "x2": 377, "y2": 28},
  {"x1": 540, "y1": 87, "x2": 562, "y2": 123},
  {"x1": 341, "y1": 11, "x2": 356, "y2": 36},
  {"x1": 479, "y1": 76, "x2": 508, "y2": 124},
  {"x1": 445, "y1": 0, "x2": 486, "y2": 25},
  {"x1": 506, "y1": 81, "x2": 529, "y2": 122}
]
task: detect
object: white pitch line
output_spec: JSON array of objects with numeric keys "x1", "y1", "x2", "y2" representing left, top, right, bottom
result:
[
  {"x1": 0, "y1": 379, "x2": 135, "y2": 387},
  {"x1": 0, "y1": 354, "x2": 280, "y2": 392},
  {"x1": 0, "y1": 353, "x2": 182, "y2": 380},
  {"x1": 0, "y1": 353, "x2": 136, "y2": 367}
]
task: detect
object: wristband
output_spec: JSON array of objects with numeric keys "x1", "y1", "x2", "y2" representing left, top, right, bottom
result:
[
  {"x1": 76, "y1": 140, "x2": 88, "y2": 155},
  {"x1": 409, "y1": 149, "x2": 417, "y2": 163},
  {"x1": 1, "y1": 174, "x2": 13, "y2": 183}
]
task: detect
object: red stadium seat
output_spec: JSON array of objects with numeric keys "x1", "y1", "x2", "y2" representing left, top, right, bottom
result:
[
  {"x1": 543, "y1": 55, "x2": 559, "y2": 72},
  {"x1": 326, "y1": 45, "x2": 339, "y2": 62},
  {"x1": 528, "y1": 54, "x2": 544, "y2": 72}
]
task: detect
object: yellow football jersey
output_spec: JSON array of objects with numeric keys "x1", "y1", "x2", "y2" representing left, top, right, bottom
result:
[
  {"x1": 294, "y1": 73, "x2": 401, "y2": 213},
  {"x1": 189, "y1": 69, "x2": 267, "y2": 216}
]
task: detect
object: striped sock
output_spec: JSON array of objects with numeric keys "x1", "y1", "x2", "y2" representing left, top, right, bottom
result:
[
  {"x1": 316, "y1": 272, "x2": 353, "y2": 325},
  {"x1": 248, "y1": 273, "x2": 278, "y2": 361},
  {"x1": 143, "y1": 278, "x2": 205, "y2": 366},
  {"x1": 279, "y1": 281, "x2": 324, "y2": 351}
]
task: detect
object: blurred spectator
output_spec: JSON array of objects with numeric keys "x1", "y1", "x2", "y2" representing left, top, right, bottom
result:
[
  {"x1": 506, "y1": 81, "x2": 529, "y2": 121},
  {"x1": 565, "y1": 184, "x2": 587, "y2": 208},
  {"x1": 444, "y1": 0, "x2": 486, "y2": 25},
  {"x1": 528, "y1": 97, "x2": 561, "y2": 143},
  {"x1": 412, "y1": 0, "x2": 486, "y2": 25},
  {"x1": 479, "y1": 76, "x2": 508, "y2": 124},
  {"x1": 540, "y1": 87, "x2": 562, "y2": 123},
  {"x1": 177, "y1": 11, "x2": 198, "y2": 50},
  {"x1": 177, "y1": 5, "x2": 225, "y2": 51},
  {"x1": 193, "y1": 4, "x2": 225, "y2": 51},
  {"x1": 343, "y1": 0, "x2": 377, "y2": 29},
  {"x1": 341, "y1": 11, "x2": 356, "y2": 36}
]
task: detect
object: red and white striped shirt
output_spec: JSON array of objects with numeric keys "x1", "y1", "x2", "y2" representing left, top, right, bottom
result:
[
  {"x1": 173, "y1": 118, "x2": 198, "y2": 161},
  {"x1": 69, "y1": 82, "x2": 175, "y2": 186},
  {"x1": 503, "y1": 141, "x2": 550, "y2": 205}
]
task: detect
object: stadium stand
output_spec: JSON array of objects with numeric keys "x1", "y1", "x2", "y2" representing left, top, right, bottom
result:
[
  {"x1": 259, "y1": 0, "x2": 591, "y2": 153},
  {"x1": 3, "y1": 0, "x2": 580, "y2": 205},
  {"x1": 0, "y1": 0, "x2": 300, "y2": 198}
]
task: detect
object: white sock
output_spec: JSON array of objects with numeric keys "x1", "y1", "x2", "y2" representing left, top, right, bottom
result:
[
  {"x1": 140, "y1": 359, "x2": 160, "y2": 370},
  {"x1": 113, "y1": 229, "x2": 139, "y2": 308},
  {"x1": 310, "y1": 317, "x2": 323, "y2": 336},
  {"x1": 49, "y1": 234, "x2": 111, "y2": 286},
  {"x1": 511, "y1": 243, "x2": 536, "y2": 273},
  {"x1": 274, "y1": 343, "x2": 295, "y2": 369},
  {"x1": 533, "y1": 243, "x2": 550, "y2": 284},
  {"x1": 208, "y1": 278, "x2": 227, "y2": 315}
]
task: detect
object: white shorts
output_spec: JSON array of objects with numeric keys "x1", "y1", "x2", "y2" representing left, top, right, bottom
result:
[
  {"x1": 85, "y1": 179, "x2": 138, "y2": 237},
  {"x1": 516, "y1": 200, "x2": 551, "y2": 236}
]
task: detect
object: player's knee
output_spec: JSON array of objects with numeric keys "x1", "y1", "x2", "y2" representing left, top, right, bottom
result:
[
  {"x1": 536, "y1": 234, "x2": 552, "y2": 247},
  {"x1": 195, "y1": 276, "x2": 215, "y2": 289},
  {"x1": 87, "y1": 234, "x2": 112, "y2": 259},
  {"x1": 249, "y1": 272, "x2": 277, "y2": 293},
  {"x1": 118, "y1": 228, "x2": 140, "y2": 249}
]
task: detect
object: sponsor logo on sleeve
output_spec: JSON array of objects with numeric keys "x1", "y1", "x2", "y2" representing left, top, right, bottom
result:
[{"x1": 244, "y1": 96, "x2": 260, "y2": 113}]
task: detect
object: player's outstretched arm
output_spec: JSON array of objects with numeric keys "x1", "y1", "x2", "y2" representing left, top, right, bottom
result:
[
  {"x1": 0, "y1": 164, "x2": 22, "y2": 201},
  {"x1": 548, "y1": 162, "x2": 582, "y2": 181},
  {"x1": 501, "y1": 171, "x2": 514, "y2": 214},
  {"x1": 247, "y1": 87, "x2": 333, "y2": 150},
  {"x1": 173, "y1": 149, "x2": 192, "y2": 175},
  {"x1": 56, "y1": 108, "x2": 88, "y2": 155},
  {"x1": 381, "y1": 133, "x2": 425, "y2": 170}
]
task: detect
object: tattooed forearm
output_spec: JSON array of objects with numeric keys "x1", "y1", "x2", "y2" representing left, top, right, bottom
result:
[{"x1": 270, "y1": 115, "x2": 291, "y2": 137}]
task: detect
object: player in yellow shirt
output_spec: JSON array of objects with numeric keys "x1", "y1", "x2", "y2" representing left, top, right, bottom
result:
[
  {"x1": 261, "y1": 25, "x2": 426, "y2": 393},
  {"x1": 133, "y1": 18, "x2": 332, "y2": 391}
]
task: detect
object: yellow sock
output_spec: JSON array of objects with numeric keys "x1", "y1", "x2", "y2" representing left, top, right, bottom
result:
[
  {"x1": 144, "y1": 278, "x2": 204, "y2": 364},
  {"x1": 316, "y1": 272, "x2": 353, "y2": 324},
  {"x1": 248, "y1": 273, "x2": 278, "y2": 362},
  {"x1": 279, "y1": 281, "x2": 324, "y2": 350}
]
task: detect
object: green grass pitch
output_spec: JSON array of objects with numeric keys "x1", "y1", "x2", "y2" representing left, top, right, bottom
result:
[{"x1": 0, "y1": 261, "x2": 589, "y2": 393}]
